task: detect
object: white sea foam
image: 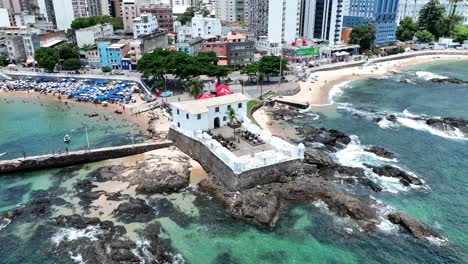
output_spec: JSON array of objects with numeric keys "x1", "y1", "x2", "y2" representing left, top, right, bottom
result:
[
  {"x1": 51, "y1": 226, "x2": 104, "y2": 246},
  {"x1": 377, "y1": 118, "x2": 399, "y2": 130},
  {"x1": 426, "y1": 236, "x2": 448, "y2": 246},
  {"x1": 68, "y1": 252, "x2": 84, "y2": 264},
  {"x1": 0, "y1": 218, "x2": 11, "y2": 231},
  {"x1": 131, "y1": 238, "x2": 157, "y2": 264},
  {"x1": 415, "y1": 71, "x2": 448, "y2": 80},
  {"x1": 397, "y1": 117, "x2": 467, "y2": 140},
  {"x1": 328, "y1": 81, "x2": 351, "y2": 104}
]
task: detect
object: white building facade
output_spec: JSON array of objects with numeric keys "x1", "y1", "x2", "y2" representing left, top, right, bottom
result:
[
  {"x1": 171, "y1": 93, "x2": 248, "y2": 132},
  {"x1": 52, "y1": 0, "x2": 75, "y2": 30},
  {"x1": 76, "y1": 23, "x2": 115, "y2": 48},
  {"x1": 133, "y1": 13, "x2": 159, "y2": 37},
  {"x1": 191, "y1": 13, "x2": 222, "y2": 38},
  {"x1": 267, "y1": 0, "x2": 301, "y2": 44},
  {"x1": 300, "y1": 0, "x2": 344, "y2": 44}
]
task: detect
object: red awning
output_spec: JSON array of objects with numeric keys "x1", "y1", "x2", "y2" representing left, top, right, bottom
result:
[
  {"x1": 215, "y1": 84, "x2": 232, "y2": 96},
  {"x1": 197, "y1": 92, "x2": 213, "y2": 100}
]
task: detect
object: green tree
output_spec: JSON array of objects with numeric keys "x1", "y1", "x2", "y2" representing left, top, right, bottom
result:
[
  {"x1": 34, "y1": 47, "x2": 59, "y2": 72},
  {"x1": 415, "y1": 30, "x2": 435, "y2": 42},
  {"x1": 452, "y1": 25, "x2": 468, "y2": 43},
  {"x1": 225, "y1": 107, "x2": 239, "y2": 136},
  {"x1": 62, "y1": 58, "x2": 82, "y2": 71},
  {"x1": 257, "y1": 56, "x2": 289, "y2": 81},
  {"x1": 0, "y1": 56, "x2": 10, "y2": 66},
  {"x1": 71, "y1": 16, "x2": 123, "y2": 30},
  {"x1": 101, "y1": 66, "x2": 112, "y2": 73},
  {"x1": 186, "y1": 76, "x2": 203, "y2": 98},
  {"x1": 348, "y1": 23, "x2": 376, "y2": 51},
  {"x1": 56, "y1": 43, "x2": 80, "y2": 60},
  {"x1": 81, "y1": 44, "x2": 96, "y2": 52},
  {"x1": 418, "y1": 0, "x2": 446, "y2": 39},
  {"x1": 240, "y1": 62, "x2": 259, "y2": 82},
  {"x1": 176, "y1": 4, "x2": 210, "y2": 25},
  {"x1": 396, "y1": 17, "x2": 418, "y2": 41}
]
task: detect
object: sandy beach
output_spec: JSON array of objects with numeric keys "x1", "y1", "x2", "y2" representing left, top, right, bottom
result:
[
  {"x1": 0, "y1": 89, "x2": 171, "y2": 138},
  {"x1": 254, "y1": 54, "x2": 468, "y2": 134}
]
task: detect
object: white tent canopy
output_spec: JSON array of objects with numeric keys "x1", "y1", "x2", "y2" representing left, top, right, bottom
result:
[{"x1": 334, "y1": 51, "x2": 350, "y2": 56}]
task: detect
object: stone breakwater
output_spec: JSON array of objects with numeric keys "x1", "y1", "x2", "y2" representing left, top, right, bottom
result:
[{"x1": 0, "y1": 141, "x2": 173, "y2": 174}]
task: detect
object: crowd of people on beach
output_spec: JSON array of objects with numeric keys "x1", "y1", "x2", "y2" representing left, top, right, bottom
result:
[{"x1": 0, "y1": 77, "x2": 141, "y2": 106}]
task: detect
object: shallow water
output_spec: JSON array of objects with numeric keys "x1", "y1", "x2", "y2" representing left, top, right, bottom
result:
[
  {"x1": 0, "y1": 96, "x2": 144, "y2": 160},
  {"x1": 0, "y1": 60, "x2": 468, "y2": 263}
]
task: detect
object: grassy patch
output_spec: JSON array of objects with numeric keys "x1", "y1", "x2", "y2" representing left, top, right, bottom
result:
[{"x1": 247, "y1": 100, "x2": 260, "y2": 125}]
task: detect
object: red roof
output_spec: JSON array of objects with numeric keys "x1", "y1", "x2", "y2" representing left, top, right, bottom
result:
[
  {"x1": 197, "y1": 92, "x2": 213, "y2": 100},
  {"x1": 215, "y1": 84, "x2": 232, "y2": 96}
]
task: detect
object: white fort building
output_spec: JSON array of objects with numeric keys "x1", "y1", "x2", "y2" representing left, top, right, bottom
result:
[{"x1": 170, "y1": 94, "x2": 304, "y2": 179}]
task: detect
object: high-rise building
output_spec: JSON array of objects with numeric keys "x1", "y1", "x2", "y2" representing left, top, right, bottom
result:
[
  {"x1": 215, "y1": 0, "x2": 245, "y2": 22},
  {"x1": 122, "y1": 0, "x2": 140, "y2": 32},
  {"x1": 52, "y1": 0, "x2": 75, "y2": 30},
  {"x1": 344, "y1": 0, "x2": 399, "y2": 45},
  {"x1": 397, "y1": 0, "x2": 428, "y2": 23},
  {"x1": 191, "y1": 13, "x2": 221, "y2": 38},
  {"x1": 299, "y1": 0, "x2": 344, "y2": 44},
  {"x1": 247, "y1": 0, "x2": 269, "y2": 37},
  {"x1": 267, "y1": 0, "x2": 301, "y2": 44}
]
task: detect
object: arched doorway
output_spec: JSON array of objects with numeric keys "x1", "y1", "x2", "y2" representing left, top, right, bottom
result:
[{"x1": 214, "y1": 117, "x2": 220, "y2": 128}]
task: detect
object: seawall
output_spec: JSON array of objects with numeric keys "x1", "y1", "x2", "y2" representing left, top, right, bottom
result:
[
  {"x1": 168, "y1": 128, "x2": 302, "y2": 191},
  {"x1": 311, "y1": 50, "x2": 468, "y2": 72},
  {"x1": 0, "y1": 141, "x2": 173, "y2": 174}
]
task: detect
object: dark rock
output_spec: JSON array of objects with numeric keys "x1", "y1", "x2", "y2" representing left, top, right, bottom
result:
[
  {"x1": 296, "y1": 127, "x2": 351, "y2": 151},
  {"x1": 431, "y1": 77, "x2": 468, "y2": 85},
  {"x1": 388, "y1": 213, "x2": 441, "y2": 240},
  {"x1": 54, "y1": 214, "x2": 101, "y2": 229},
  {"x1": 304, "y1": 151, "x2": 336, "y2": 168},
  {"x1": 364, "y1": 164, "x2": 422, "y2": 185},
  {"x1": 29, "y1": 198, "x2": 50, "y2": 216},
  {"x1": 4, "y1": 207, "x2": 24, "y2": 219},
  {"x1": 113, "y1": 198, "x2": 155, "y2": 223},
  {"x1": 358, "y1": 178, "x2": 383, "y2": 192},
  {"x1": 106, "y1": 192, "x2": 121, "y2": 201},
  {"x1": 364, "y1": 146, "x2": 395, "y2": 159},
  {"x1": 75, "y1": 179, "x2": 97, "y2": 191},
  {"x1": 425, "y1": 117, "x2": 468, "y2": 136},
  {"x1": 386, "y1": 115, "x2": 398, "y2": 123}
]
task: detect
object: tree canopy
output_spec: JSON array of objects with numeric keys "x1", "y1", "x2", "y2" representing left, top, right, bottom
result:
[
  {"x1": 348, "y1": 23, "x2": 376, "y2": 51},
  {"x1": 0, "y1": 56, "x2": 10, "y2": 66},
  {"x1": 56, "y1": 43, "x2": 80, "y2": 61},
  {"x1": 176, "y1": 4, "x2": 210, "y2": 25},
  {"x1": 418, "y1": 0, "x2": 447, "y2": 39},
  {"x1": 396, "y1": 17, "x2": 418, "y2": 41},
  {"x1": 452, "y1": 25, "x2": 468, "y2": 43},
  {"x1": 71, "y1": 16, "x2": 123, "y2": 30},
  {"x1": 257, "y1": 56, "x2": 289, "y2": 79},
  {"x1": 137, "y1": 49, "x2": 229, "y2": 90},
  {"x1": 62, "y1": 58, "x2": 82, "y2": 71},
  {"x1": 34, "y1": 47, "x2": 59, "y2": 72},
  {"x1": 415, "y1": 30, "x2": 435, "y2": 42}
]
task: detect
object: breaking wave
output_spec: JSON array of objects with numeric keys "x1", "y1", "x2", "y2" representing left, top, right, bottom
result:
[
  {"x1": 415, "y1": 71, "x2": 448, "y2": 80},
  {"x1": 51, "y1": 226, "x2": 105, "y2": 246},
  {"x1": 329, "y1": 81, "x2": 351, "y2": 104},
  {"x1": 0, "y1": 218, "x2": 11, "y2": 231}
]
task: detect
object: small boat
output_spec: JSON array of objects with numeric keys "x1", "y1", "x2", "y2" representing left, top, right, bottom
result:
[
  {"x1": 64, "y1": 134, "x2": 70, "y2": 144},
  {"x1": 88, "y1": 112, "x2": 99, "y2": 117},
  {"x1": 0, "y1": 152, "x2": 6, "y2": 157},
  {"x1": 114, "y1": 109, "x2": 123, "y2": 114}
]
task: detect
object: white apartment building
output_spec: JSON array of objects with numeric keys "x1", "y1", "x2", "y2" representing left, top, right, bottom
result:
[
  {"x1": 398, "y1": 0, "x2": 468, "y2": 25},
  {"x1": 176, "y1": 25, "x2": 192, "y2": 43},
  {"x1": 254, "y1": 36, "x2": 281, "y2": 55},
  {"x1": 133, "y1": 13, "x2": 158, "y2": 37},
  {"x1": 52, "y1": 0, "x2": 75, "y2": 30},
  {"x1": 191, "y1": 13, "x2": 221, "y2": 38},
  {"x1": 267, "y1": 0, "x2": 301, "y2": 44},
  {"x1": 0, "y1": 8, "x2": 10, "y2": 27},
  {"x1": 76, "y1": 23, "x2": 115, "y2": 47}
]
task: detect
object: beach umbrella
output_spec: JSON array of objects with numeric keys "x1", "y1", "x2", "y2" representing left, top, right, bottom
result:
[
  {"x1": 197, "y1": 92, "x2": 213, "y2": 100},
  {"x1": 216, "y1": 84, "x2": 232, "y2": 96}
]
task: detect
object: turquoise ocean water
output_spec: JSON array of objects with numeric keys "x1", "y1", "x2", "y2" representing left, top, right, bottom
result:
[{"x1": 0, "y1": 60, "x2": 467, "y2": 263}]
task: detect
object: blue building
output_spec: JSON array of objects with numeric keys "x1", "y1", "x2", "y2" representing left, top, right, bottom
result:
[
  {"x1": 344, "y1": 0, "x2": 399, "y2": 45},
  {"x1": 97, "y1": 40, "x2": 131, "y2": 70}
]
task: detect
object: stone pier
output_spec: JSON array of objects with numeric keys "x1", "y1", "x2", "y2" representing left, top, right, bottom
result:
[{"x1": 0, "y1": 141, "x2": 173, "y2": 174}]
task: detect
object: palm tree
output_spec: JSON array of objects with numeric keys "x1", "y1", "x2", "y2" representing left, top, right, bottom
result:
[
  {"x1": 186, "y1": 77, "x2": 203, "y2": 99},
  {"x1": 225, "y1": 107, "x2": 239, "y2": 136}
]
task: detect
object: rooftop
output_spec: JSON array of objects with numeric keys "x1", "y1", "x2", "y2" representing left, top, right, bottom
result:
[{"x1": 172, "y1": 93, "x2": 249, "y2": 115}]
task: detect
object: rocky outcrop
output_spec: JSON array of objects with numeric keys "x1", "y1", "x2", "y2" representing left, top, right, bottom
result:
[
  {"x1": 97, "y1": 147, "x2": 192, "y2": 195},
  {"x1": 113, "y1": 198, "x2": 155, "y2": 223},
  {"x1": 364, "y1": 164, "x2": 422, "y2": 186},
  {"x1": 296, "y1": 127, "x2": 351, "y2": 151},
  {"x1": 431, "y1": 77, "x2": 468, "y2": 85},
  {"x1": 388, "y1": 213, "x2": 440, "y2": 240},
  {"x1": 364, "y1": 146, "x2": 395, "y2": 159},
  {"x1": 426, "y1": 117, "x2": 468, "y2": 137}
]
